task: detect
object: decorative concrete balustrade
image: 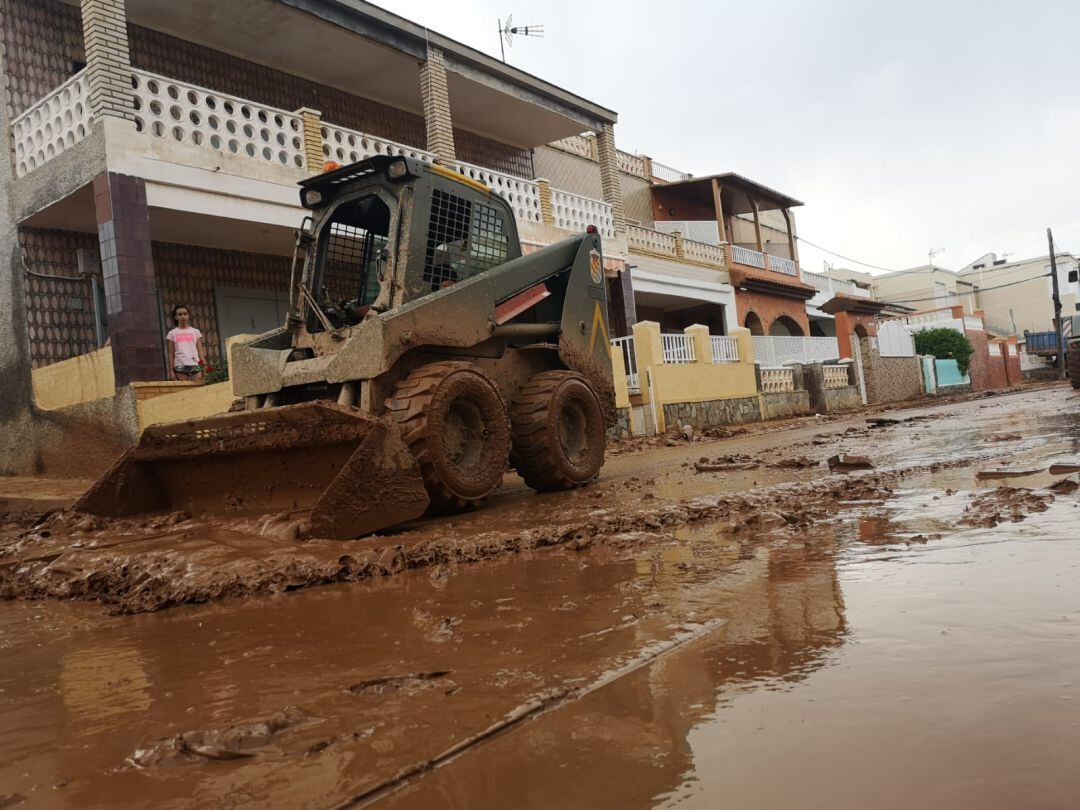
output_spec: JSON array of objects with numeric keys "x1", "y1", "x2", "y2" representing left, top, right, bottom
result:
[
  {"x1": 822, "y1": 365, "x2": 852, "y2": 389},
  {"x1": 626, "y1": 225, "x2": 726, "y2": 268},
  {"x1": 760, "y1": 368, "x2": 796, "y2": 393},
  {"x1": 550, "y1": 188, "x2": 615, "y2": 239},
  {"x1": 131, "y1": 70, "x2": 307, "y2": 169},
  {"x1": 321, "y1": 122, "x2": 435, "y2": 166},
  {"x1": 11, "y1": 69, "x2": 92, "y2": 178}
]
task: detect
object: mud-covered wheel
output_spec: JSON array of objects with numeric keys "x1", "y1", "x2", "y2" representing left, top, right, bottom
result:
[
  {"x1": 1068, "y1": 346, "x2": 1080, "y2": 389},
  {"x1": 386, "y1": 361, "x2": 510, "y2": 511},
  {"x1": 511, "y1": 370, "x2": 606, "y2": 492}
]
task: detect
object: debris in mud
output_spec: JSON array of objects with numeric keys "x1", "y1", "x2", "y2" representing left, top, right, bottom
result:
[
  {"x1": 128, "y1": 706, "x2": 319, "y2": 768},
  {"x1": 1049, "y1": 462, "x2": 1080, "y2": 475},
  {"x1": 0, "y1": 794, "x2": 27, "y2": 809},
  {"x1": 768, "y1": 456, "x2": 817, "y2": 469},
  {"x1": 348, "y1": 671, "x2": 452, "y2": 697},
  {"x1": 975, "y1": 467, "x2": 1046, "y2": 480},
  {"x1": 694, "y1": 454, "x2": 759, "y2": 472},
  {"x1": 1050, "y1": 478, "x2": 1078, "y2": 493},
  {"x1": 986, "y1": 433, "x2": 1022, "y2": 442},
  {"x1": 867, "y1": 418, "x2": 900, "y2": 428},
  {"x1": 958, "y1": 486, "x2": 1054, "y2": 528},
  {"x1": 827, "y1": 454, "x2": 874, "y2": 472}
]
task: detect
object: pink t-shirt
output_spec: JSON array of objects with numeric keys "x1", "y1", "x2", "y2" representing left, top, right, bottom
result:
[{"x1": 167, "y1": 327, "x2": 203, "y2": 367}]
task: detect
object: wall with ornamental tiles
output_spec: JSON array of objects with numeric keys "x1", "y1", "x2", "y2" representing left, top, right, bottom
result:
[{"x1": 0, "y1": 0, "x2": 85, "y2": 124}]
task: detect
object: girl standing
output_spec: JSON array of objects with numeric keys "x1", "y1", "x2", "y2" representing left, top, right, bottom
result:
[{"x1": 166, "y1": 304, "x2": 207, "y2": 382}]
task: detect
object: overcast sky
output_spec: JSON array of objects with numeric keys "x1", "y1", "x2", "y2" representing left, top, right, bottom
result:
[{"x1": 377, "y1": 0, "x2": 1079, "y2": 276}]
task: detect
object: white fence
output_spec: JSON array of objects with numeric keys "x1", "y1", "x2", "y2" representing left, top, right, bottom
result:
[
  {"x1": 12, "y1": 68, "x2": 92, "y2": 178},
  {"x1": 661, "y1": 333, "x2": 696, "y2": 364},
  {"x1": 627, "y1": 225, "x2": 679, "y2": 256},
  {"x1": 752, "y1": 335, "x2": 839, "y2": 368},
  {"x1": 823, "y1": 365, "x2": 851, "y2": 389},
  {"x1": 963, "y1": 314, "x2": 985, "y2": 331},
  {"x1": 132, "y1": 69, "x2": 307, "y2": 169},
  {"x1": 616, "y1": 150, "x2": 647, "y2": 178},
  {"x1": 452, "y1": 160, "x2": 542, "y2": 223},
  {"x1": 550, "y1": 189, "x2": 615, "y2": 239},
  {"x1": 731, "y1": 245, "x2": 767, "y2": 269},
  {"x1": 710, "y1": 336, "x2": 739, "y2": 363},
  {"x1": 875, "y1": 320, "x2": 916, "y2": 357},
  {"x1": 550, "y1": 134, "x2": 593, "y2": 159},
  {"x1": 761, "y1": 368, "x2": 795, "y2": 393},
  {"x1": 321, "y1": 122, "x2": 434, "y2": 166},
  {"x1": 768, "y1": 255, "x2": 798, "y2": 276},
  {"x1": 651, "y1": 161, "x2": 691, "y2": 183},
  {"x1": 611, "y1": 336, "x2": 639, "y2": 392}
]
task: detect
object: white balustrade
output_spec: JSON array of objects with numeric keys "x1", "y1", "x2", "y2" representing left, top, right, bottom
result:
[
  {"x1": 823, "y1": 365, "x2": 851, "y2": 389},
  {"x1": 752, "y1": 335, "x2": 840, "y2": 368},
  {"x1": 730, "y1": 244, "x2": 767, "y2": 269},
  {"x1": 651, "y1": 160, "x2": 691, "y2": 183},
  {"x1": 761, "y1": 368, "x2": 795, "y2": 393},
  {"x1": 321, "y1": 122, "x2": 434, "y2": 166},
  {"x1": 627, "y1": 225, "x2": 678, "y2": 256},
  {"x1": 550, "y1": 189, "x2": 614, "y2": 239},
  {"x1": 549, "y1": 134, "x2": 594, "y2": 159},
  {"x1": 131, "y1": 70, "x2": 306, "y2": 168},
  {"x1": 800, "y1": 270, "x2": 832, "y2": 293},
  {"x1": 710, "y1": 335, "x2": 739, "y2": 363},
  {"x1": 767, "y1": 254, "x2": 798, "y2": 276},
  {"x1": 963, "y1": 315, "x2": 985, "y2": 331},
  {"x1": 611, "y1": 336, "x2": 639, "y2": 392},
  {"x1": 904, "y1": 308, "x2": 954, "y2": 326},
  {"x1": 616, "y1": 150, "x2": 647, "y2": 178},
  {"x1": 683, "y1": 239, "x2": 726, "y2": 267},
  {"x1": 661, "y1": 333, "x2": 696, "y2": 364},
  {"x1": 450, "y1": 160, "x2": 541, "y2": 223},
  {"x1": 12, "y1": 69, "x2": 91, "y2": 177},
  {"x1": 988, "y1": 342, "x2": 1003, "y2": 356}
]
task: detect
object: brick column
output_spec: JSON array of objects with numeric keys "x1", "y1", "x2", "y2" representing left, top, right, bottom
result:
[
  {"x1": 595, "y1": 123, "x2": 625, "y2": 233},
  {"x1": 296, "y1": 108, "x2": 324, "y2": 172},
  {"x1": 94, "y1": 173, "x2": 163, "y2": 385},
  {"x1": 418, "y1": 45, "x2": 456, "y2": 163},
  {"x1": 536, "y1": 178, "x2": 554, "y2": 225},
  {"x1": 81, "y1": 0, "x2": 135, "y2": 122},
  {"x1": 673, "y1": 231, "x2": 685, "y2": 259}
]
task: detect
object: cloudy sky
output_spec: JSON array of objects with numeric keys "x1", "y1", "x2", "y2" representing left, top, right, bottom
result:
[{"x1": 377, "y1": 0, "x2": 1079, "y2": 276}]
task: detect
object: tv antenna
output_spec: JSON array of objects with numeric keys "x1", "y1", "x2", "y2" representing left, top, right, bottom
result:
[
  {"x1": 928, "y1": 247, "x2": 945, "y2": 265},
  {"x1": 497, "y1": 15, "x2": 544, "y2": 62}
]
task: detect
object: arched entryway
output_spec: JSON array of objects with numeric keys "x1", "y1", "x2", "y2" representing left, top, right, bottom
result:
[
  {"x1": 853, "y1": 323, "x2": 869, "y2": 338},
  {"x1": 809, "y1": 321, "x2": 828, "y2": 337},
  {"x1": 744, "y1": 311, "x2": 764, "y2": 336},
  {"x1": 768, "y1": 315, "x2": 805, "y2": 337}
]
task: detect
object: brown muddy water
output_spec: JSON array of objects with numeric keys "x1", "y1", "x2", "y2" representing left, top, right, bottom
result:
[{"x1": 1, "y1": 386, "x2": 1078, "y2": 808}]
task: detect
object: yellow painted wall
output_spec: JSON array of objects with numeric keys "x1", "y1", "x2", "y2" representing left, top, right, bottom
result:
[
  {"x1": 32, "y1": 347, "x2": 116, "y2": 410},
  {"x1": 136, "y1": 380, "x2": 238, "y2": 429},
  {"x1": 610, "y1": 345, "x2": 631, "y2": 409}
]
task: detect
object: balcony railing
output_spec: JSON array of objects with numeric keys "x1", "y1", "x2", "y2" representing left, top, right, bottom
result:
[
  {"x1": 12, "y1": 69, "x2": 92, "y2": 178},
  {"x1": 12, "y1": 69, "x2": 615, "y2": 239},
  {"x1": 822, "y1": 365, "x2": 852, "y2": 389},
  {"x1": 760, "y1": 368, "x2": 795, "y2": 393},
  {"x1": 611, "y1": 336, "x2": 639, "y2": 392},
  {"x1": 731, "y1": 244, "x2": 766, "y2": 269},
  {"x1": 710, "y1": 335, "x2": 739, "y2": 363},
  {"x1": 801, "y1": 270, "x2": 871, "y2": 299},
  {"x1": 661, "y1": 333, "x2": 696, "y2": 364},
  {"x1": 768, "y1": 255, "x2": 797, "y2": 276},
  {"x1": 626, "y1": 224, "x2": 725, "y2": 268}
]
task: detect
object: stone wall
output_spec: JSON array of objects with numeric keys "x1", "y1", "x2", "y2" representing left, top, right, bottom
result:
[
  {"x1": 858, "y1": 337, "x2": 923, "y2": 405},
  {"x1": 662, "y1": 395, "x2": 761, "y2": 430},
  {"x1": 760, "y1": 390, "x2": 812, "y2": 420},
  {"x1": 610, "y1": 407, "x2": 632, "y2": 440},
  {"x1": 823, "y1": 385, "x2": 862, "y2": 412}
]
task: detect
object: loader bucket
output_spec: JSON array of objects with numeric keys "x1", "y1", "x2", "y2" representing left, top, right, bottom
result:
[{"x1": 74, "y1": 402, "x2": 430, "y2": 539}]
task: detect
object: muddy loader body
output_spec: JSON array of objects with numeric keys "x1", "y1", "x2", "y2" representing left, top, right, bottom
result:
[{"x1": 78, "y1": 156, "x2": 614, "y2": 537}]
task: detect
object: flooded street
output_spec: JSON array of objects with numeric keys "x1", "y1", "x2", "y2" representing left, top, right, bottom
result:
[{"x1": 1, "y1": 385, "x2": 1078, "y2": 808}]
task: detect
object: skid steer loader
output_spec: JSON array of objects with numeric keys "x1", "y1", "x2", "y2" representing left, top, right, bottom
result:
[{"x1": 77, "y1": 155, "x2": 615, "y2": 538}]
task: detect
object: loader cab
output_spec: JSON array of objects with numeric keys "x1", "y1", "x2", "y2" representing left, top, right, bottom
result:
[{"x1": 297, "y1": 156, "x2": 522, "y2": 334}]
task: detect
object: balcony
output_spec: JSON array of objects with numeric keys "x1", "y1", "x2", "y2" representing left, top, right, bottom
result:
[
  {"x1": 11, "y1": 69, "x2": 615, "y2": 239},
  {"x1": 801, "y1": 270, "x2": 873, "y2": 309},
  {"x1": 626, "y1": 225, "x2": 726, "y2": 268}
]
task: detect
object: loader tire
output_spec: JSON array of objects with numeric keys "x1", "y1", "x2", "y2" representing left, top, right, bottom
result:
[
  {"x1": 1068, "y1": 344, "x2": 1080, "y2": 389},
  {"x1": 386, "y1": 362, "x2": 510, "y2": 512},
  {"x1": 511, "y1": 371, "x2": 606, "y2": 492}
]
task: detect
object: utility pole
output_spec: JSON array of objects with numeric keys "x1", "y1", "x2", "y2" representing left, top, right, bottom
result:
[{"x1": 1048, "y1": 228, "x2": 1065, "y2": 380}]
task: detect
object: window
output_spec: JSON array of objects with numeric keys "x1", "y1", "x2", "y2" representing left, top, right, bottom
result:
[
  {"x1": 317, "y1": 195, "x2": 389, "y2": 309},
  {"x1": 423, "y1": 190, "x2": 508, "y2": 291}
]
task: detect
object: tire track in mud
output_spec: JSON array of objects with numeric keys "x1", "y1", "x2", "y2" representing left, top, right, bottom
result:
[{"x1": 0, "y1": 444, "x2": 1016, "y2": 615}]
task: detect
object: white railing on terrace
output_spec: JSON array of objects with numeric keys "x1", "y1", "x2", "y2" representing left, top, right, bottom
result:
[
  {"x1": 988, "y1": 342, "x2": 1003, "y2": 357},
  {"x1": 12, "y1": 69, "x2": 91, "y2": 178},
  {"x1": 768, "y1": 255, "x2": 798, "y2": 276},
  {"x1": 131, "y1": 69, "x2": 307, "y2": 168},
  {"x1": 963, "y1": 314, "x2": 985, "y2": 331},
  {"x1": 902, "y1": 308, "x2": 955, "y2": 327},
  {"x1": 611, "y1": 336, "x2": 639, "y2": 392},
  {"x1": 661, "y1": 333, "x2": 696, "y2": 364},
  {"x1": 550, "y1": 189, "x2": 614, "y2": 239},
  {"x1": 801, "y1": 270, "x2": 870, "y2": 299},
  {"x1": 322, "y1": 122, "x2": 434, "y2": 165},
  {"x1": 731, "y1": 244, "x2": 766, "y2": 269},
  {"x1": 752, "y1": 335, "x2": 840, "y2": 368},
  {"x1": 651, "y1": 161, "x2": 691, "y2": 183},
  {"x1": 683, "y1": 239, "x2": 726, "y2": 267},
  {"x1": 452, "y1": 160, "x2": 541, "y2": 223},
  {"x1": 710, "y1": 335, "x2": 739, "y2": 363},
  {"x1": 550, "y1": 134, "x2": 593, "y2": 159},
  {"x1": 627, "y1": 225, "x2": 678, "y2": 256},
  {"x1": 761, "y1": 368, "x2": 795, "y2": 393},
  {"x1": 132, "y1": 71, "x2": 305, "y2": 168},
  {"x1": 822, "y1": 365, "x2": 852, "y2": 389}
]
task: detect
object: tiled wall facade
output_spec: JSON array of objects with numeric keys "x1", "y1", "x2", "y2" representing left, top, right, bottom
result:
[
  {"x1": 153, "y1": 243, "x2": 292, "y2": 367},
  {"x1": 1, "y1": 0, "x2": 84, "y2": 125},
  {"x1": 857, "y1": 337, "x2": 923, "y2": 405},
  {"x1": 20, "y1": 228, "x2": 100, "y2": 369}
]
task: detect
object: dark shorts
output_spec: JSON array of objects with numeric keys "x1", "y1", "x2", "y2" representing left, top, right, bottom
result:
[{"x1": 174, "y1": 365, "x2": 202, "y2": 375}]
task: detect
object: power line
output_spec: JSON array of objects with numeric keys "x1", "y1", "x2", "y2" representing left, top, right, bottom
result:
[{"x1": 795, "y1": 235, "x2": 902, "y2": 273}]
